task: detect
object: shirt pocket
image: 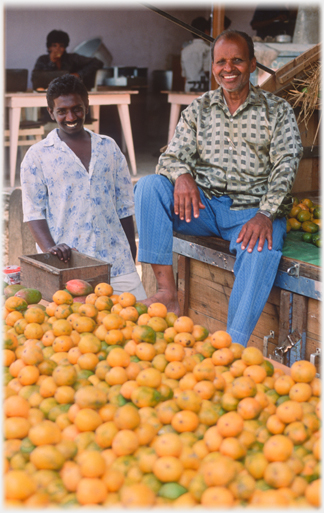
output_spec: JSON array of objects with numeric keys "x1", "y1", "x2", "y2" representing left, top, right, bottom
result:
[{"x1": 241, "y1": 140, "x2": 270, "y2": 177}]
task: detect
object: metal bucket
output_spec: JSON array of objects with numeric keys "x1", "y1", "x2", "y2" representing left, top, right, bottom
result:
[{"x1": 73, "y1": 37, "x2": 113, "y2": 67}]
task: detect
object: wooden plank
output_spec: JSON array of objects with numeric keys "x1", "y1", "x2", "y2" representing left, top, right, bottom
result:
[
  {"x1": 278, "y1": 290, "x2": 292, "y2": 347},
  {"x1": 278, "y1": 49, "x2": 321, "y2": 85},
  {"x1": 307, "y1": 298, "x2": 321, "y2": 340}
]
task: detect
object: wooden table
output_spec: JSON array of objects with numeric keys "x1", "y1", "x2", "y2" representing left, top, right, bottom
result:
[
  {"x1": 162, "y1": 91, "x2": 201, "y2": 143},
  {"x1": 5, "y1": 90, "x2": 138, "y2": 187}
]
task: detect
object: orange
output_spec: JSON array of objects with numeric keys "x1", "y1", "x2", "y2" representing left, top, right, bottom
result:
[
  {"x1": 266, "y1": 414, "x2": 286, "y2": 434},
  {"x1": 232, "y1": 376, "x2": 257, "y2": 399},
  {"x1": 202, "y1": 455, "x2": 237, "y2": 486},
  {"x1": 171, "y1": 410, "x2": 199, "y2": 433},
  {"x1": 210, "y1": 330, "x2": 232, "y2": 349},
  {"x1": 94, "y1": 295, "x2": 113, "y2": 312},
  {"x1": 52, "y1": 319, "x2": 73, "y2": 337},
  {"x1": 77, "y1": 449, "x2": 106, "y2": 478},
  {"x1": 212, "y1": 347, "x2": 235, "y2": 366},
  {"x1": 264, "y1": 461, "x2": 295, "y2": 488},
  {"x1": 76, "y1": 477, "x2": 107, "y2": 505},
  {"x1": 60, "y1": 460, "x2": 82, "y2": 492},
  {"x1": 276, "y1": 400, "x2": 303, "y2": 423},
  {"x1": 153, "y1": 432, "x2": 183, "y2": 457},
  {"x1": 120, "y1": 482, "x2": 156, "y2": 507},
  {"x1": 3, "y1": 349, "x2": 16, "y2": 367},
  {"x1": 107, "y1": 347, "x2": 130, "y2": 367},
  {"x1": 173, "y1": 315, "x2": 194, "y2": 333},
  {"x1": 204, "y1": 425, "x2": 223, "y2": 452},
  {"x1": 244, "y1": 452, "x2": 269, "y2": 480},
  {"x1": 4, "y1": 394, "x2": 30, "y2": 418},
  {"x1": 119, "y1": 306, "x2": 139, "y2": 323},
  {"x1": 164, "y1": 342, "x2": 185, "y2": 362},
  {"x1": 147, "y1": 315, "x2": 168, "y2": 332},
  {"x1": 230, "y1": 359, "x2": 248, "y2": 377},
  {"x1": 147, "y1": 302, "x2": 167, "y2": 318},
  {"x1": 29, "y1": 444, "x2": 65, "y2": 470},
  {"x1": 4, "y1": 470, "x2": 36, "y2": 501},
  {"x1": 5, "y1": 310, "x2": 24, "y2": 327},
  {"x1": 118, "y1": 292, "x2": 136, "y2": 307},
  {"x1": 85, "y1": 293, "x2": 99, "y2": 305},
  {"x1": 4, "y1": 417, "x2": 31, "y2": 439},
  {"x1": 54, "y1": 303, "x2": 73, "y2": 319},
  {"x1": 136, "y1": 367, "x2": 162, "y2": 388},
  {"x1": 274, "y1": 374, "x2": 295, "y2": 395},
  {"x1": 72, "y1": 316, "x2": 96, "y2": 333},
  {"x1": 237, "y1": 397, "x2": 262, "y2": 419},
  {"x1": 289, "y1": 382, "x2": 312, "y2": 402},
  {"x1": 228, "y1": 473, "x2": 256, "y2": 501},
  {"x1": 153, "y1": 455, "x2": 183, "y2": 482},
  {"x1": 52, "y1": 290, "x2": 73, "y2": 305},
  {"x1": 290, "y1": 360, "x2": 317, "y2": 383},
  {"x1": 17, "y1": 365, "x2": 40, "y2": 385},
  {"x1": 105, "y1": 366, "x2": 128, "y2": 386},
  {"x1": 94, "y1": 282, "x2": 113, "y2": 296},
  {"x1": 74, "y1": 408, "x2": 102, "y2": 432},
  {"x1": 219, "y1": 436, "x2": 246, "y2": 460},
  {"x1": 24, "y1": 306, "x2": 46, "y2": 324},
  {"x1": 194, "y1": 380, "x2": 215, "y2": 400},
  {"x1": 5, "y1": 296, "x2": 28, "y2": 313},
  {"x1": 114, "y1": 403, "x2": 141, "y2": 430},
  {"x1": 192, "y1": 360, "x2": 215, "y2": 381},
  {"x1": 164, "y1": 361, "x2": 187, "y2": 380},
  {"x1": 217, "y1": 411, "x2": 244, "y2": 437},
  {"x1": 263, "y1": 434, "x2": 294, "y2": 462},
  {"x1": 112, "y1": 429, "x2": 139, "y2": 456},
  {"x1": 305, "y1": 479, "x2": 321, "y2": 507},
  {"x1": 175, "y1": 389, "x2": 202, "y2": 413},
  {"x1": 29, "y1": 420, "x2": 62, "y2": 446},
  {"x1": 201, "y1": 486, "x2": 235, "y2": 507},
  {"x1": 241, "y1": 346, "x2": 264, "y2": 365},
  {"x1": 137, "y1": 313, "x2": 151, "y2": 326},
  {"x1": 243, "y1": 364, "x2": 267, "y2": 383}
]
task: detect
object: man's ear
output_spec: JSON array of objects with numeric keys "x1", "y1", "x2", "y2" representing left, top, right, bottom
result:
[
  {"x1": 250, "y1": 57, "x2": 257, "y2": 74},
  {"x1": 47, "y1": 107, "x2": 55, "y2": 121}
]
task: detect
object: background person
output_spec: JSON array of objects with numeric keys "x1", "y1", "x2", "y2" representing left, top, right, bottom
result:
[
  {"x1": 134, "y1": 30, "x2": 302, "y2": 346},
  {"x1": 21, "y1": 74, "x2": 146, "y2": 300},
  {"x1": 31, "y1": 29, "x2": 104, "y2": 91}
]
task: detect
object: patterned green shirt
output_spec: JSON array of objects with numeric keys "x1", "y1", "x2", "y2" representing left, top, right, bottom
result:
[{"x1": 156, "y1": 84, "x2": 303, "y2": 218}]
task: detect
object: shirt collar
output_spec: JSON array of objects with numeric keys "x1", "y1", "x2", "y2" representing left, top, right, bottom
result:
[
  {"x1": 210, "y1": 82, "x2": 263, "y2": 109},
  {"x1": 43, "y1": 127, "x2": 104, "y2": 147}
]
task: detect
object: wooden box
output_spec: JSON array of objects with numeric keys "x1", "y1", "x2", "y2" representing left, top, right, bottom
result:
[{"x1": 19, "y1": 251, "x2": 110, "y2": 302}]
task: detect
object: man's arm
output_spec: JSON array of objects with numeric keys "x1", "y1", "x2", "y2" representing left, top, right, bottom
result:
[
  {"x1": 120, "y1": 216, "x2": 136, "y2": 263},
  {"x1": 70, "y1": 53, "x2": 104, "y2": 82},
  {"x1": 27, "y1": 219, "x2": 72, "y2": 263}
]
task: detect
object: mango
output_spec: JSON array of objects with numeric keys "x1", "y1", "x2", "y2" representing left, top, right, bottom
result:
[
  {"x1": 65, "y1": 279, "x2": 93, "y2": 297},
  {"x1": 15, "y1": 288, "x2": 42, "y2": 304},
  {"x1": 4, "y1": 284, "x2": 26, "y2": 299}
]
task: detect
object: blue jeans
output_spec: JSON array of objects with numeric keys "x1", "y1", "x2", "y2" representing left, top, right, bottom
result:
[{"x1": 134, "y1": 174, "x2": 287, "y2": 347}]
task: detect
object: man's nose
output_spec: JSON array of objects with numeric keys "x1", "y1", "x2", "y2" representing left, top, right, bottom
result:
[
  {"x1": 223, "y1": 61, "x2": 234, "y2": 72},
  {"x1": 66, "y1": 110, "x2": 76, "y2": 121}
]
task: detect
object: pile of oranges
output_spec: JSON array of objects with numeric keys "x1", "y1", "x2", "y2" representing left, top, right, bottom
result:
[{"x1": 3, "y1": 283, "x2": 321, "y2": 508}]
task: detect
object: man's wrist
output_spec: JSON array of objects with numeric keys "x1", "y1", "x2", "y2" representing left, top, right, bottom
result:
[{"x1": 258, "y1": 210, "x2": 274, "y2": 222}]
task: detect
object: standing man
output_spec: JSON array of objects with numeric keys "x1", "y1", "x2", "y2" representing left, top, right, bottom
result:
[
  {"x1": 181, "y1": 17, "x2": 211, "y2": 92},
  {"x1": 135, "y1": 30, "x2": 302, "y2": 346},
  {"x1": 21, "y1": 74, "x2": 146, "y2": 299},
  {"x1": 32, "y1": 30, "x2": 105, "y2": 91}
]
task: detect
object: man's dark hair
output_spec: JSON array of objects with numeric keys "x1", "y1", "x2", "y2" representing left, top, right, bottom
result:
[
  {"x1": 191, "y1": 16, "x2": 210, "y2": 38},
  {"x1": 46, "y1": 74, "x2": 89, "y2": 110},
  {"x1": 211, "y1": 30, "x2": 255, "y2": 62},
  {"x1": 46, "y1": 30, "x2": 70, "y2": 50}
]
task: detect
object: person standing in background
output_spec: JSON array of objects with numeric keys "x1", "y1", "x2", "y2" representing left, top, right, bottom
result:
[{"x1": 180, "y1": 17, "x2": 211, "y2": 92}]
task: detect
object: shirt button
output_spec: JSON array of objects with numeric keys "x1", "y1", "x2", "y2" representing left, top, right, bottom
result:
[
  {"x1": 229, "y1": 146, "x2": 233, "y2": 150},
  {"x1": 230, "y1": 118, "x2": 233, "y2": 122}
]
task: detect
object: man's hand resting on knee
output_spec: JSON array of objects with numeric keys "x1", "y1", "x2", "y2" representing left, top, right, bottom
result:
[
  {"x1": 174, "y1": 173, "x2": 205, "y2": 222},
  {"x1": 236, "y1": 213, "x2": 273, "y2": 253}
]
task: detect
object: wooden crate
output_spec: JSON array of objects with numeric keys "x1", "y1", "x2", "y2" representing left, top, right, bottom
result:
[
  {"x1": 19, "y1": 251, "x2": 111, "y2": 302},
  {"x1": 175, "y1": 234, "x2": 321, "y2": 373}
]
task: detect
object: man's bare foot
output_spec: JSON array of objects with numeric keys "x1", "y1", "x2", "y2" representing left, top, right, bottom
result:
[{"x1": 142, "y1": 289, "x2": 180, "y2": 316}]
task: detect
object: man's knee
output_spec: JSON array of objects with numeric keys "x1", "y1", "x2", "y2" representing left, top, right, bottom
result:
[{"x1": 134, "y1": 175, "x2": 174, "y2": 208}]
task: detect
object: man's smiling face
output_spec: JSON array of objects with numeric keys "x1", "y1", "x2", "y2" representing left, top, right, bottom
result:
[
  {"x1": 212, "y1": 35, "x2": 256, "y2": 95},
  {"x1": 48, "y1": 93, "x2": 88, "y2": 136}
]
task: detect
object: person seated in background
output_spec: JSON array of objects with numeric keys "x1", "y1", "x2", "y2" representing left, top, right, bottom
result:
[
  {"x1": 21, "y1": 74, "x2": 146, "y2": 300},
  {"x1": 134, "y1": 30, "x2": 303, "y2": 347},
  {"x1": 31, "y1": 30, "x2": 104, "y2": 91},
  {"x1": 180, "y1": 16, "x2": 212, "y2": 92}
]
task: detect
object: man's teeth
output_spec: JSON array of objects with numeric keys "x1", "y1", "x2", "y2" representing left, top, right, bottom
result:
[{"x1": 66, "y1": 122, "x2": 78, "y2": 127}]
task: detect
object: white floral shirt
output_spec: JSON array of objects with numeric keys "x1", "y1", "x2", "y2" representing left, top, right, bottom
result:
[{"x1": 21, "y1": 128, "x2": 136, "y2": 278}]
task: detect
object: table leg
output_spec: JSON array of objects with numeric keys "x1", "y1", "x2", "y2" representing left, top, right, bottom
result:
[
  {"x1": 117, "y1": 104, "x2": 137, "y2": 176},
  {"x1": 168, "y1": 103, "x2": 181, "y2": 143},
  {"x1": 9, "y1": 107, "x2": 21, "y2": 188},
  {"x1": 90, "y1": 105, "x2": 100, "y2": 134}
]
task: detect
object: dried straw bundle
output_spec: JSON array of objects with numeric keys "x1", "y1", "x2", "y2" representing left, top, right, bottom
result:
[{"x1": 283, "y1": 61, "x2": 321, "y2": 148}]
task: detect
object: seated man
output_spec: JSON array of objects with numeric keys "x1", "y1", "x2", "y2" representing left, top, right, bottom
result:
[
  {"x1": 135, "y1": 30, "x2": 303, "y2": 346},
  {"x1": 31, "y1": 29, "x2": 104, "y2": 91},
  {"x1": 21, "y1": 74, "x2": 146, "y2": 300}
]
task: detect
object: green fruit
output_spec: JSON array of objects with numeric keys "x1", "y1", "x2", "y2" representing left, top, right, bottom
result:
[
  {"x1": 302, "y1": 232, "x2": 313, "y2": 243},
  {"x1": 15, "y1": 288, "x2": 42, "y2": 304},
  {"x1": 158, "y1": 483, "x2": 187, "y2": 500},
  {"x1": 297, "y1": 210, "x2": 311, "y2": 222},
  {"x1": 313, "y1": 207, "x2": 321, "y2": 219},
  {"x1": 301, "y1": 221, "x2": 319, "y2": 234},
  {"x1": 311, "y1": 234, "x2": 321, "y2": 247},
  {"x1": 4, "y1": 284, "x2": 26, "y2": 299}
]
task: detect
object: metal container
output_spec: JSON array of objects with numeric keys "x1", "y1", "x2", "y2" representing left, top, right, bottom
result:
[
  {"x1": 19, "y1": 251, "x2": 110, "y2": 302},
  {"x1": 275, "y1": 34, "x2": 292, "y2": 43}
]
